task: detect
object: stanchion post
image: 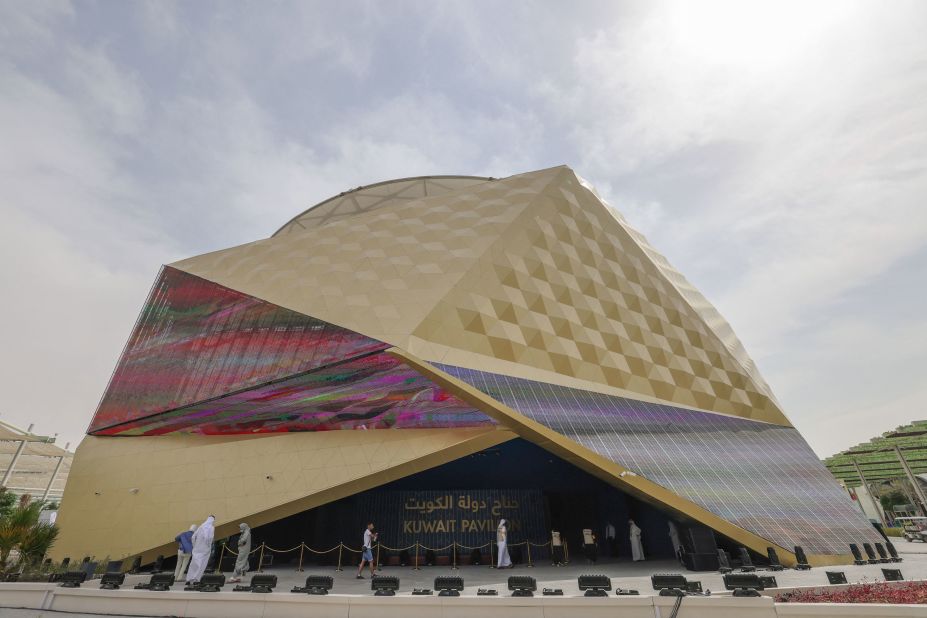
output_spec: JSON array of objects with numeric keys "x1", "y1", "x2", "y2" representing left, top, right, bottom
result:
[
  {"x1": 375, "y1": 542, "x2": 381, "y2": 571},
  {"x1": 257, "y1": 543, "x2": 265, "y2": 573},
  {"x1": 564, "y1": 540, "x2": 569, "y2": 564},
  {"x1": 489, "y1": 537, "x2": 495, "y2": 568},
  {"x1": 452, "y1": 542, "x2": 458, "y2": 570},
  {"x1": 413, "y1": 542, "x2": 420, "y2": 570},
  {"x1": 297, "y1": 543, "x2": 305, "y2": 572},
  {"x1": 216, "y1": 543, "x2": 226, "y2": 574},
  {"x1": 336, "y1": 543, "x2": 343, "y2": 572},
  {"x1": 526, "y1": 541, "x2": 533, "y2": 568}
]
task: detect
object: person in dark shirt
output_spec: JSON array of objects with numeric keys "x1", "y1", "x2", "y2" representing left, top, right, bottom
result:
[{"x1": 174, "y1": 524, "x2": 196, "y2": 581}]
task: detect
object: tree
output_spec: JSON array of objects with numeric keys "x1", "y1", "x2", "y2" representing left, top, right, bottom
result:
[
  {"x1": 0, "y1": 488, "x2": 15, "y2": 520},
  {"x1": 0, "y1": 493, "x2": 59, "y2": 572}
]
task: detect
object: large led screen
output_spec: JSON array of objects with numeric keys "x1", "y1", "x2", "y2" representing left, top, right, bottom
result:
[
  {"x1": 90, "y1": 267, "x2": 387, "y2": 433},
  {"x1": 437, "y1": 363, "x2": 883, "y2": 555},
  {"x1": 95, "y1": 352, "x2": 495, "y2": 435}
]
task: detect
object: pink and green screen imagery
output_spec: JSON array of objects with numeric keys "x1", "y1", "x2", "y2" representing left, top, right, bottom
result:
[{"x1": 89, "y1": 267, "x2": 492, "y2": 435}]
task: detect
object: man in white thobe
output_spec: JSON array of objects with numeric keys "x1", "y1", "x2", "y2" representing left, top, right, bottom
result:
[
  {"x1": 629, "y1": 519, "x2": 645, "y2": 561},
  {"x1": 185, "y1": 515, "x2": 215, "y2": 584},
  {"x1": 496, "y1": 519, "x2": 512, "y2": 568}
]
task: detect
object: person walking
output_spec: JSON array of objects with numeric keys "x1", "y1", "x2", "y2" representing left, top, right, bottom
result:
[
  {"x1": 496, "y1": 519, "x2": 512, "y2": 568},
  {"x1": 173, "y1": 524, "x2": 196, "y2": 581},
  {"x1": 629, "y1": 519, "x2": 645, "y2": 561},
  {"x1": 185, "y1": 515, "x2": 215, "y2": 584},
  {"x1": 356, "y1": 522, "x2": 378, "y2": 579},
  {"x1": 228, "y1": 523, "x2": 251, "y2": 584}
]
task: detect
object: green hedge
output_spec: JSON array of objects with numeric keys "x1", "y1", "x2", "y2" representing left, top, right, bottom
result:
[{"x1": 884, "y1": 527, "x2": 903, "y2": 537}]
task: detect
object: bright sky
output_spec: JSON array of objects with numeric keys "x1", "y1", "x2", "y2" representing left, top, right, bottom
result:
[{"x1": 1, "y1": 1, "x2": 925, "y2": 457}]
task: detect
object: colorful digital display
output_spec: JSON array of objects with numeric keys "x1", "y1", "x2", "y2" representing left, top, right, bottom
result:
[
  {"x1": 93, "y1": 351, "x2": 494, "y2": 435},
  {"x1": 90, "y1": 266, "x2": 388, "y2": 433},
  {"x1": 437, "y1": 363, "x2": 884, "y2": 556},
  {"x1": 97, "y1": 353, "x2": 494, "y2": 436}
]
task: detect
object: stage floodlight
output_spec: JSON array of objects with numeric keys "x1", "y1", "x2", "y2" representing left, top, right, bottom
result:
[
  {"x1": 737, "y1": 547, "x2": 756, "y2": 572},
  {"x1": 477, "y1": 588, "x2": 498, "y2": 596},
  {"x1": 732, "y1": 588, "x2": 762, "y2": 597},
  {"x1": 716, "y1": 550, "x2": 733, "y2": 574},
  {"x1": 99, "y1": 572, "x2": 125, "y2": 590},
  {"x1": 685, "y1": 580, "x2": 703, "y2": 593},
  {"x1": 372, "y1": 575, "x2": 400, "y2": 596},
  {"x1": 882, "y1": 568, "x2": 904, "y2": 582},
  {"x1": 793, "y1": 546, "x2": 811, "y2": 570},
  {"x1": 766, "y1": 547, "x2": 784, "y2": 572},
  {"x1": 651, "y1": 573, "x2": 688, "y2": 592},
  {"x1": 128, "y1": 556, "x2": 142, "y2": 573},
  {"x1": 849, "y1": 544, "x2": 866, "y2": 565},
  {"x1": 758, "y1": 576, "x2": 778, "y2": 590},
  {"x1": 105, "y1": 560, "x2": 123, "y2": 573},
  {"x1": 826, "y1": 571, "x2": 847, "y2": 585},
  {"x1": 239, "y1": 574, "x2": 277, "y2": 593},
  {"x1": 135, "y1": 573, "x2": 175, "y2": 591},
  {"x1": 863, "y1": 543, "x2": 879, "y2": 564},
  {"x1": 578, "y1": 574, "x2": 611, "y2": 597},
  {"x1": 886, "y1": 541, "x2": 902, "y2": 563},
  {"x1": 434, "y1": 576, "x2": 464, "y2": 597},
  {"x1": 542, "y1": 588, "x2": 564, "y2": 595},
  {"x1": 58, "y1": 571, "x2": 87, "y2": 588},
  {"x1": 507, "y1": 575, "x2": 537, "y2": 597},
  {"x1": 723, "y1": 573, "x2": 764, "y2": 592},
  {"x1": 151, "y1": 554, "x2": 165, "y2": 573},
  {"x1": 291, "y1": 575, "x2": 333, "y2": 595},
  {"x1": 875, "y1": 543, "x2": 890, "y2": 563},
  {"x1": 196, "y1": 574, "x2": 225, "y2": 592}
]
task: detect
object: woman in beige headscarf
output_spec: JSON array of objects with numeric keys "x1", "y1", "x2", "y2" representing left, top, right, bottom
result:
[
  {"x1": 228, "y1": 523, "x2": 251, "y2": 583},
  {"x1": 496, "y1": 519, "x2": 512, "y2": 568}
]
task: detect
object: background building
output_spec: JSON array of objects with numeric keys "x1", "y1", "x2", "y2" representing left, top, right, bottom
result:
[
  {"x1": 0, "y1": 420, "x2": 71, "y2": 504},
  {"x1": 53, "y1": 166, "x2": 882, "y2": 567},
  {"x1": 825, "y1": 420, "x2": 927, "y2": 521}
]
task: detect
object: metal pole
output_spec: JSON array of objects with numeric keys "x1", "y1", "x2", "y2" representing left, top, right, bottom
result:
[
  {"x1": 336, "y1": 544, "x2": 343, "y2": 571},
  {"x1": 297, "y1": 543, "x2": 304, "y2": 572},
  {"x1": 216, "y1": 544, "x2": 226, "y2": 574},
  {"x1": 1, "y1": 440, "x2": 27, "y2": 486},
  {"x1": 413, "y1": 543, "x2": 420, "y2": 570},
  {"x1": 452, "y1": 542, "x2": 457, "y2": 570},
  {"x1": 375, "y1": 542, "x2": 380, "y2": 571},
  {"x1": 853, "y1": 458, "x2": 887, "y2": 526},
  {"x1": 489, "y1": 537, "x2": 495, "y2": 568},
  {"x1": 895, "y1": 446, "x2": 927, "y2": 516},
  {"x1": 526, "y1": 541, "x2": 533, "y2": 568},
  {"x1": 41, "y1": 455, "x2": 66, "y2": 501},
  {"x1": 257, "y1": 543, "x2": 265, "y2": 573}
]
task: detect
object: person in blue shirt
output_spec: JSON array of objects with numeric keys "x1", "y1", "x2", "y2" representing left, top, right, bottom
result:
[{"x1": 174, "y1": 524, "x2": 197, "y2": 581}]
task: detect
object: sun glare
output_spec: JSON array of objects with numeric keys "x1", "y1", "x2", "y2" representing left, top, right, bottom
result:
[{"x1": 667, "y1": 0, "x2": 856, "y2": 69}]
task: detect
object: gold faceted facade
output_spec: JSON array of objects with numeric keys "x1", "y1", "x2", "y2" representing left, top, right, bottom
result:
[{"x1": 54, "y1": 166, "x2": 877, "y2": 566}]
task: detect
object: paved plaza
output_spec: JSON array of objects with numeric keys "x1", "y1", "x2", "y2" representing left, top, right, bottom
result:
[{"x1": 4, "y1": 542, "x2": 926, "y2": 617}]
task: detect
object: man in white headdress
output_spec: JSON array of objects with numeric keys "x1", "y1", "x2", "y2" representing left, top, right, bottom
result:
[
  {"x1": 629, "y1": 519, "x2": 645, "y2": 561},
  {"x1": 496, "y1": 519, "x2": 512, "y2": 569},
  {"x1": 185, "y1": 515, "x2": 215, "y2": 584},
  {"x1": 173, "y1": 524, "x2": 196, "y2": 581},
  {"x1": 228, "y1": 523, "x2": 251, "y2": 583}
]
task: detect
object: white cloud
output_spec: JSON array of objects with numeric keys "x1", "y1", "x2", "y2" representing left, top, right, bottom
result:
[{"x1": 1, "y1": 0, "x2": 925, "y2": 457}]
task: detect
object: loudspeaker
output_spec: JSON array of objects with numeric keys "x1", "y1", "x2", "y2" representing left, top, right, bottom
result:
[
  {"x1": 682, "y1": 552, "x2": 719, "y2": 571},
  {"x1": 686, "y1": 527, "x2": 716, "y2": 554}
]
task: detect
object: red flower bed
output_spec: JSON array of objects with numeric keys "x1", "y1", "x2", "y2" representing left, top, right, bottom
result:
[{"x1": 776, "y1": 582, "x2": 927, "y2": 604}]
